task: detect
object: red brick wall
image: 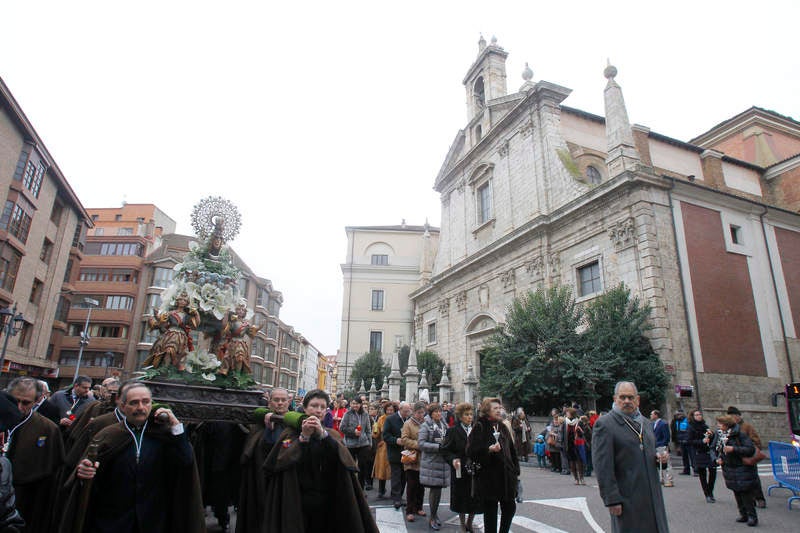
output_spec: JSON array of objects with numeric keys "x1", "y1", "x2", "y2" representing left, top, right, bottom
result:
[
  {"x1": 774, "y1": 227, "x2": 800, "y2": 333},
  {"x1": 765, "y1": 165, "x2": 800, "y2": 213},
  {"x1": 681, "y1": 202, "x2": 766, "y2": 375}
]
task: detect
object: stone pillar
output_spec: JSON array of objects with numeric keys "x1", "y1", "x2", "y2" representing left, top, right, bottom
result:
[
  {"x1": 463, "y1": 363, "x2": 478, "y2": 405},
  {"x1": 388, "y1": 350, "x2": 402, "y2": 401},
  {"x1": 368, "y1": 379, "x2": 378, "y2": 402},
  {"x1": 405, "y1": 342, "x2": 420, "y2": 402},
  {"x1": 437, "y1": 364, "x2": 452, "y2": 404},
  {"x1": 380, "y1": 378, "x2": 389, "y2": 399},
  {"x1": 357, "y1": 380, "x2": 367, "y2": 397}
]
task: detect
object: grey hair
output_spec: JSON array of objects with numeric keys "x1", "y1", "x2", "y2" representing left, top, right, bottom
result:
[
  {"x1": 7, "y1": 377, "x2": 37, "y2": 395},
  {"x1": 270, "y1": 387, "x2": 289, "y2": 398},
  {"x1": 37, "y1": 380, "x2": 50, "y2": 394},
  {"x1": 398, "y1": 401, "x2": 410, "y2": 409},
  {"x1": 614, "y1": 381, "x2": 638, "y2": 396},
  {"x1": 120, "y1": 382, "x2": 151, "y2": 404}
]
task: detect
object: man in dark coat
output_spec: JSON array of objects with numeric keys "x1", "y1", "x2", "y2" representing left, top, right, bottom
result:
[
  {"x1": 727, "y1": 406, "x2": 767, "y2": 508},
  {"x1": 594, "y1": 381, "x2": 669, "y2": 533},
  {"x1": 383, "y1": 401, "x2": 411, "y2": 509},
  {"x1": 60, "y1": 382, "x2": 204, "y2": 533},
  {"x1": 236, "y1": 387, "x2": 291, "y2": 533},
  {"x1": 49, "y1": 376, "x2": 96, "y2": 431},
  {"x1": 650, "y1": 409, "x2": 673, "y2": 487},
  {"x1": 5, "y1": 377, "x2": 64, "y2": 532},
  {"x1": 33, "y1": 379, "x2": 61, "y2": 424},
  {"x1": 261, "y1": 389, "x2": 378, "y2": 533}
]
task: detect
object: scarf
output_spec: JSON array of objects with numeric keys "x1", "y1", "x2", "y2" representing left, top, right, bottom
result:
[
  {"x1": 612, "y1": 404, "x2": 642, "y2": 421},
  {"x1": 565, "y1": 417, "x2": 580, "y2": 427}
]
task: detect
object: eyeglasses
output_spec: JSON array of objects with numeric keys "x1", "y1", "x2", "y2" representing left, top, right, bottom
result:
[{"x1": 617, "y1": 395, "x2": 636, "y2": 401}]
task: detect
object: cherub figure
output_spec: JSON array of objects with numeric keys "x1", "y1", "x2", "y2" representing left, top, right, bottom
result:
[
  {"x1": 142, "y1": 293, "x2": 200, "y2": 371},
  {"x1": 217, "y1": 299, "x2": 261, "y2": 375}
]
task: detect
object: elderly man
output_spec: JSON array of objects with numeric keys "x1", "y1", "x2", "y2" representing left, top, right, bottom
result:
[
  {"x1": 5, "y1": 377, "x2": 65, "y2": 532},
  {"x1": 61, "y1": 382, "x2": 203, "y2": 533},
  {"x1": 237, "y1": 387, "x2": 292, "y2": 533},
  {"x1": 50, "y1": 376, "x2": 96, "y2": 429},
  {"x1": 594, "y1": 381, "x2": 669, "y2": 532},
  {"x1": 384, "y1": 401, "x2": 412, "y2": 509}
]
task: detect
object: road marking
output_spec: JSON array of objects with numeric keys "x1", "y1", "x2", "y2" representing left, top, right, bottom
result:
[
  {"x1": 512, "y1": 515, "x2": 569, "y2": 533},
  {"x1": 527, "y1": 497, "x2": 605, "y2": 533},
  {"x1": 375, "y1": 506, "x2": 408, "y2": 533}
]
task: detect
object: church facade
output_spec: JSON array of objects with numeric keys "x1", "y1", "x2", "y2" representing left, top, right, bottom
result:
[{"x1": 410, "y1": 37, "x2": 800, "y2": 440}]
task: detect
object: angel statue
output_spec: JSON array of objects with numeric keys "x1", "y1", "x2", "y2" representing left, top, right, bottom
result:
[
  {"x1": 142, "y1": 292, "x2": 201, "y2": 371},
  {"x1": 217, "y1": 299, "x2": 262, "y2": 375}
]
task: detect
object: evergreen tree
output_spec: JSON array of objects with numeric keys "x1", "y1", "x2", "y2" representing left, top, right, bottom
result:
[
  {"x1": 583, "y1": 283, "x2": 669, "y2": 412},
  {"x1": 350, "y1": 351, "x2": 389, "y2": 393},
  {"x1": 417, "y1": 350, "x2": 445, "y2": 392}
]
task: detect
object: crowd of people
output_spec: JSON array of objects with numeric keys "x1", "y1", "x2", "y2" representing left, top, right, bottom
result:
[{"x1": 0, "y1": 374, "x2": 774, "y2": 532}]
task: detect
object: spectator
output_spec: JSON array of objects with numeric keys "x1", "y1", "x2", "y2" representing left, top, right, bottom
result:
[
  {"x1": 533, "y1": 435, "x2": 547, "y2": 468},
  {"x1": 49, "y1": 376, "x2": 96, "y2": 430},
  {"x1": 561, "y1": 407, "x2": 588, "y2": 485},
  {"x1": 400, "y1": 402, "x2": 426, "y2": 523},
  {"x1": 712, "y1": 414, "x2": 759, "y2": 526},
  {"x1": 546, "y1": 410, "x2": 563, "y2": 473},
  {"x1": 511, "y1": 408, "x2": 532, "y2": 462},
  {"x1": 340, "y1": 397, "x2": 372, "y2": 490},
  {"x1": 688, "y1": 409, "x2": 716, "y2": 503},
  {"x1": 441, "y1": 402, "x2": 481, "y2": 532},
  {"x1": 466, "y1": 397, "x2": 519, "y2": 533},
  {"x1": 383, "y1": 402, "x2": 411, "y2": 510},
  {"x1": 372, "y1": 402, "x2": 394, "y2": 499},
  {"x1": 727, "y1": 406, "x2": 767, "y2": 508},
  {"x1": 650, "y1": 409, "x2": 673, "y2": 487},
  {"x1": 670, "y1": 409, "x2": 693, "y2": 475},
  {"x1": 418, "y1": 403, "x2": 449, "y2": 530}
]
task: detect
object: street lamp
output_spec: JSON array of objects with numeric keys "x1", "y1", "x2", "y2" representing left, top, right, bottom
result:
[
  {"x1": 0, "y1": 303, "x2": 25, "y2": 375},
  {"x1": 73, "y1": 297, "x2": 100, "y2": 383}
]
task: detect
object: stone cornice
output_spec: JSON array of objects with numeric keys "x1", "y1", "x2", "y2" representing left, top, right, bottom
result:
[
  {"x1": 412, "y1": 170, "x2": 668, "y2": 300},
  {"x1": 435, "y1": 80, "x2": 572, "y2": 193},
  {"x1": 763, "y1": 154, "x2": 800, "y2": 181}
]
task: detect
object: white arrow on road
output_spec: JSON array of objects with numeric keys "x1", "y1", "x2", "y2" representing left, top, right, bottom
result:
[{"x1": 526, "y1": 497, "x2": 604, "y2": 533}]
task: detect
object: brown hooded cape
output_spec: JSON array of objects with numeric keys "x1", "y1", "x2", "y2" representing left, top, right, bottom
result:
[{"x1": 58, "y1": 421, "x2": 205, "y2": 533}]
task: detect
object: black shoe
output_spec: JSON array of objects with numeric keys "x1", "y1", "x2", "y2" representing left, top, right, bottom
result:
[
  {"x1": 747, "y1": 517, "x2": 758, "y2": 527},
  {"x1": 705, "y1": 496, "x2": 715, "y2": 503},
  {"x1": 377, "y1": 493, "x2": 387, "y2": 500},
  {"x1": 364, "y1": 485, "x2": 373, "y2": 491},
  {"x1": 755, "y1": 499, "x2": 766, "y2": 509},
  {"x1": 680, "y1": 472, "x2": 691, "y2": 475},
  {"x1": 736, "y1": 516, "x2": 748, "y2": 523},
  {"x1": 394, "y1": 503, "x2": 402, "y2": 510}
]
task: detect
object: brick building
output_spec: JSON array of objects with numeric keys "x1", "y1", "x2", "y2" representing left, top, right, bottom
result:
[
  {"x1": 0, "y1": 76, "x2": 92, "y2": 382},
  {"x1": 408, "y1": 38, "x2": 800, "y2": 441}
]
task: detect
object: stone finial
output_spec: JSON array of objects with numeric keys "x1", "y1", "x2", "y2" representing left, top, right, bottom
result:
[
  {"x1": 406, "y1": 342, "x2": 420, "y2": 377},
  {"x1": 438, "y1": 364, "x2": 451, "y2": 387},
  {"x1": 463, "y1": 363, "x2": 478, "y2": 385},
  {"x1": 369, "y1": 378, "x2": 377, "y2": 392},
  {"x1": 478, "y1": 34, "x2": 486, "y2": 52},
  {"x1": 604, "y1": 58, "x2": 618, "y2": 80},
  {"x1": 522, "y1": 62, "x2": 533, "y2": 81},
  {"x1": 419, "y1": 373, "x2": 429, "y2": 389},
  {"x1": 490, "y1": 35, "x2": 498, "y2": 46}
]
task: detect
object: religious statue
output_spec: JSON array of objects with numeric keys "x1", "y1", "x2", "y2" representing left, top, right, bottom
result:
[
  {"x1": 217, "y1": 299, "x2": 262, "y2": 375},
  {"x1": 142, "y1": 293, "x2": 200, "y2": 371}
]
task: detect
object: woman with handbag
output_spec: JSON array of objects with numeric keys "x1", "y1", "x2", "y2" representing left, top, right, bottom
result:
[
  {"x1": 372, "y1": 402, "x2": 395, "y2": 499},
  {"x1": 441, "y1": 402, "x2": 481, "y2": 532},
  {"x1": 511, "y1": 409, "x2": 532, "y2": 462},
  {"x1": 466, "y1": 398, "x2": 519, "y2": 533},
  {"x1": 711, "y1": 415, "x2": 760, "y2": 527},
  {"x1": 400, "y1": 402, "x2": 427, "y2": 523},
  {"x1": 687, "y1": 409, "x2": 717, "y2": 503},
  {"x1": 418, "y1": 403, "x2": 449, "y2": 530},
  {"x1": 562, "y1": 408, "x2": 588, "y2": 485}
]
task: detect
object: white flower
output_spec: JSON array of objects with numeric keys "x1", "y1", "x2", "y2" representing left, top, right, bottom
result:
[{"x1": 202, "y1": 373, "x2": 217, "y2": 381}]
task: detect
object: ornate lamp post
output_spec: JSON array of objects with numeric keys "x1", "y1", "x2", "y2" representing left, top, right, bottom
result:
[
  {"x1": 0, "y1": 303, "x2": 25, "y2": 375},
  {"x1": 73, "y1": 297, "x2": 100, "y2": 383}
]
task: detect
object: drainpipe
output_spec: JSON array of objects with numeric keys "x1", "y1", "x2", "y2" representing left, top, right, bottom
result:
[
  {"x1": 664, "y1": 176, "x2": 703, "y2": 410},
  {"x1": 759, "y1": 207, "x2": 795, "y2": 382}
]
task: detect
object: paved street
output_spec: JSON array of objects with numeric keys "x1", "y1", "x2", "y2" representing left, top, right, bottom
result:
[{"x1": 208, "y1": 459, "x2": 798, "y2": 532}]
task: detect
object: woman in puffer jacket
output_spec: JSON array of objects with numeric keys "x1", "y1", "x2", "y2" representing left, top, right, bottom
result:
[
  {"x1": 418, "y1": 403, "x2": 450, "y2": 531},
  {"x1": 711, "y1": 415, "x2": 759, "y2": 527}
]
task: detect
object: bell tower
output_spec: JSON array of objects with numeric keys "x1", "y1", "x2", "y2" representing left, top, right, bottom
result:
[{"x1": 463, "y1": 35, "x2": 508, "y2": 124}]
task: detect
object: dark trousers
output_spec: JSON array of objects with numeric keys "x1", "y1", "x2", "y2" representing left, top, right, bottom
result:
[
  {"x1": 348, "y1": 446, "x2": 371, "y2": 488},
  {"x1": 680, "y1": 442, "x2": 694, "y2": 473},
  {"x1": 697, "y1": 466, "x2": 717, "y2": 496},
  {"x1": 390, "y1": 462, "x2": 406, "y2": 505},
  {"x1": 482, "y1": 498, "x2": 516, "y2": 533},
  {"x1": 405, "y1": 470, "x2": 424, "y2": 515},
  {"x1": 734, "y1": 488, "x2": 757, "y2": 519},
  {"x1": 549, "y1": 449, "x2": 561, "y2": 471}
]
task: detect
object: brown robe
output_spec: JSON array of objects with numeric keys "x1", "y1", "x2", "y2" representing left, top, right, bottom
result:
[
  {"x1": 261, "y1": 427, "x2": 378, "y2": 533},
  {"x1": 58, "y1": 421, "x2": 205, "y2": 533},
  {"x1": 7, "y1": 412, "x2": 64, "y2": 532}
]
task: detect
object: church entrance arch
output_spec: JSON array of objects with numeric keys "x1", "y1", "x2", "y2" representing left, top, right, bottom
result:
[{"x1": 465, "y1": 313, "x2": 499, "y2": 384}]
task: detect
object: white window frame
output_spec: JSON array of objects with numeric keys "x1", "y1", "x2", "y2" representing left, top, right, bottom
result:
[{"x1": 371, "y1": 289, "x2": 385, "y2": 311}]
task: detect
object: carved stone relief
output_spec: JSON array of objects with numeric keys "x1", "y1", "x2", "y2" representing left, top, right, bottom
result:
[
  {"x1": 455, "y1": 291, "x2": 467, "y2": 311},
  {"x1": 525, "y1": 255, "x2": 544, "y2": 281},
  {"x1": 500, "y1": 268, "x2": 515, "y2": 290},
  {"x1": 607, "y1": 217, "x2": 636, "y2": 251},
  {"x1": 478, "y1": 285, "x2": 490, "y2": 310},
  {"x1": 438, "y1": 298, "x2": 450, "y2": 317}
]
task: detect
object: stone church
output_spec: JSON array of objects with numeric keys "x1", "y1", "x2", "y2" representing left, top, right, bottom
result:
[{"x1": 410, "y1": 36, "x2": 800, "y2": 439}]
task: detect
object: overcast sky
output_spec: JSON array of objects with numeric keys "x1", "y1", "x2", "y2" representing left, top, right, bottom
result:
[{"x1": 2, "y1": 1, "x2": 798, "y2": 356}]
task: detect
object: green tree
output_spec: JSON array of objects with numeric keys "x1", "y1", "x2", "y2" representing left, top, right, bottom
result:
[
  {"x1": 583, "y1": 283, "x2": 669, "y2": 412},
  {"x1": 480, "y1": 286, "x2": 584, "y2": 412},
  {"x1": 417, "y1": 350, "x2": 445, "y2": 392},
  {"x1": 349, "y1": 351, "x2": 389, "y2": 393}
]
